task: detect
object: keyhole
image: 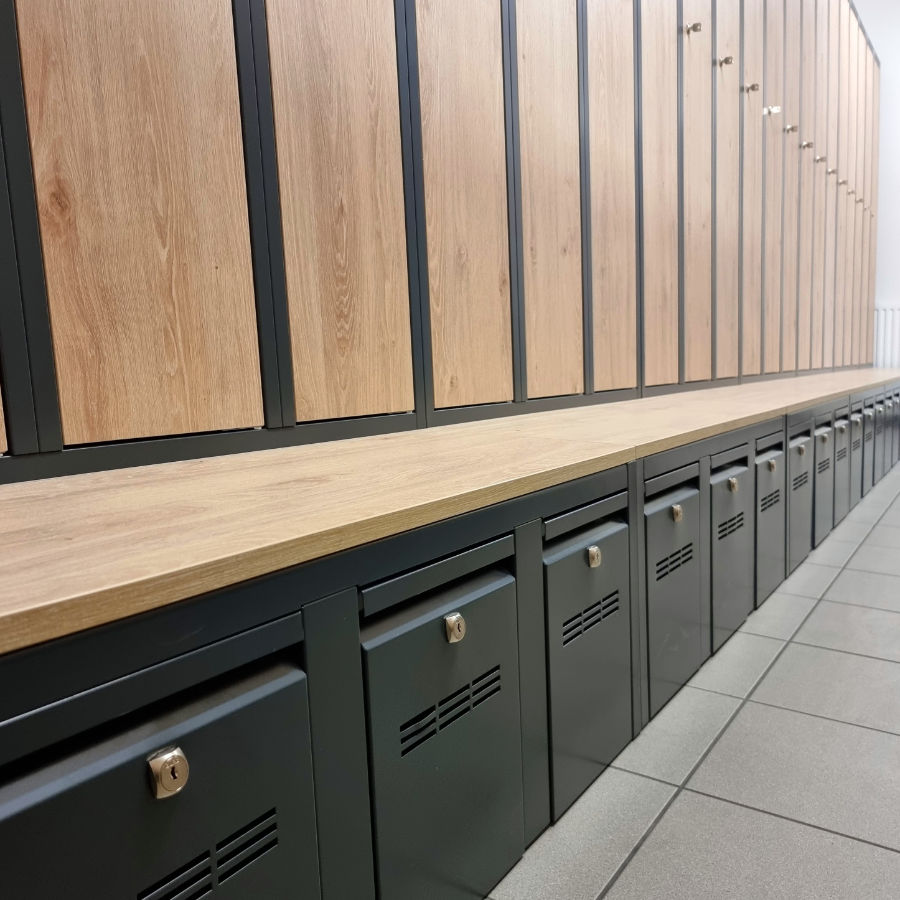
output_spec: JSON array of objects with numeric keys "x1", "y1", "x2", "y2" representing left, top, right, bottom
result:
[{"x1": 169, "y1": 765, "x2": 179, "y2": 781}]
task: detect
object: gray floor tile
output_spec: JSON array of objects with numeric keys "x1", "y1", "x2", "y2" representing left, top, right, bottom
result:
[
  {"x1": 844, "y1": 502, "x2": 888, "y2": 525},
  {"x1": 806, "y1": 539, "x2": 859, "y2": 568},
  {"x1": 688, "y1": 702, "x2": 900, "y2": 849},
  {"x1": 846, "y1": 543, "x2": 900, "y2": 577},
  {"x1": 877, "y1": 506, "x2": 900, "y2": 527},
  {"x1": 740, "y1": 592, "x2": 818, "y2": 640},
  {"x1": 605, "y1": 791, "x2": 900, "y2": 900},
  {"x1": 754, "y1": 643, "x2": 900, "y2": 734},
  {"x1": 825, "y1": 568, "x2": 900, "y2": 613},
  {"x1": 779, "y1": 562, "x2": 840, "y2": 598},
  {"x1": 795, "y1": 600, "x2": 900, "y2": 663},
  {"x1": 862, "y1": 523, "x2": 900, "y2": 549},
  {"x1": 828, "y1": 518, "x2": 874, "y2": 544},
  {"x1": 612, "y1": 687, "x2": 739, "y2": 785},
  {"x1": 688, "y1": 633, "x2": 783, "y2": 698},
  {"x1": 489, "y1": 769, "x2": 674, "y2": 900}
]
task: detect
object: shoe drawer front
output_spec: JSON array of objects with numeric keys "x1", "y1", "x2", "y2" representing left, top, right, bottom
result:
[
  {"x1": 788, "y1": 436, "x2": 813, "y2": 574},
  {"x1": 863, "y1": 407, "x2": 875, "y2": 494},
  {"x1": 0, "y1": 664, "x2": 320, "y2": 900},
  {"x1": 814, "y1": 426, "x2": 835, "y2": 547},
  {"x1": 544, "y1": 519, "x2": 632, "y2": 820},
  {"x1": 833, "y1": 419, "x2": 851, "y2": 525},
  {"x1": 850, "y1": 413, "x2": 864, "y2": 507},
  {"x1": 756, "y1": 448, "x2": 786, "y2": 606},
  {"x1": 362, "y1": 569, "x2": 523, "y2": 900}
]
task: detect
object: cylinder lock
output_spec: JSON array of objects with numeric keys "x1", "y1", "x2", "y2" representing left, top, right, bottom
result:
[
  {"x1": 444, "y1": 612, "x2": 466, "y2": 644},
  {"x1": 586, "y1": 545, "x2": 602, "y2": 568},
  {"x1": 148, "y1": 746, "x2": 190, "y2": 800},
  {"x1": 797, "y1": 444, "x2": 806, "y2": 456},
  {"x1": 768, "y1": 458, "x2": 777, "y2": 472},
  {"x1": 671, "y1": 504, "x2": 684, "y2": 523},
  {"x1": 727, "y1": 477, "x2": 739, "y2": 493}
]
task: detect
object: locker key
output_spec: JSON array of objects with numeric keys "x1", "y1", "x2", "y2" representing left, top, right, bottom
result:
[
  {"x1": 727, "y1": 477, "x2": 739, "y2": 493},
  {"x1": 767, "y1": 459, "x2": 777, "y2": 472},
  {"x1": 671, "y1": 504, "x2": 684, "y2": 523},
  {"x1": 444, "y1": 612, "x2": 466, "y2": 644},
  {"x1": 147, "y1": 746, "x2": 190, "y2": 800},
  {"x1": 586, "y1": 545, "x2": 602, "y2": 568}
]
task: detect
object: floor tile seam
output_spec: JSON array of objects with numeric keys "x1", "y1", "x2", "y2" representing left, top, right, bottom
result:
[
  {"x1": 823, "y1": 596, "x2": 900, "y2": 614},
  {"x1": 790, "y1": 638, "x2": 900, "y2": 666},
  {"x1": 745, "y1": 696, "x2": 900, "y2": 739},
  {"x1": 606, "y1": 764, "x2": 680, "y2": 790}
]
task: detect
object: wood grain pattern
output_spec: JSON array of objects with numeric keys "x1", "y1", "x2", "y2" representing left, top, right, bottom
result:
[
  {"x1": 781, "y1": 0, "x2": 802, "y2": 372},
  {"x1": 16, "y1": 0, "x2": 264, "y2": 444},
  {"x1": 833, "y1": 0, "x2": 849, "y2": 366},
  {"x1": 417, "y1": 0, "x2": 513, "y2": 408},
  {"x1": 796, "y1": 0, "x2": 816, "y2": 370},
  {"x1": 811, "y1": 0, "x2": 829, "y2": 369},
  {"x1": 844, "y1": 14, "x2": 859, "y2": 365},
  {"x1": 763, "y1": 0, "x2": 785, "y2": 373},
  {"x1": 682, "y1": 0, "x2": 713, "y2": 382},
  {"x1": 589, "y1": 0, "x2": 637, "y2": 391},
  {"x1": 641, "y1": 0, "x2": 680, "y2": 386},
  {"x1": 868, "y1": 65, "x2": 879, "y2": 363},
  {"x1": 852, "y1": 32, "x2": 869, "y2": 365},
  {"x1": 518, "y1": 0, "x2": 583, "y2": 399},
  {"x1": 823, "y1": 0, "x2": 840, "y2": 366},
  {"x1": 715, "y1": 0, "x2": 741, "y2": 379},
  {"x1": 3, "y1": 367, "x2": 900, "y2": 656},
  {"x1": 742, "y1": 0, "x2": 765, "y2": 376},
  {"x1": 266, "y1": 0, "x2": 415, "y2": 422}
]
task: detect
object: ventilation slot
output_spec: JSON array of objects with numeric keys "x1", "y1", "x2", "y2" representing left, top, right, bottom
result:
[
  {"x1": 836, "y1": 447, "x2": 848, "y2": 462},
  {"x1": 852, "y1": 437, "x2": 862, "y2": 451},
  {"x1": 562, "y1": 590, "x2": 620, "y2": 646},
  {"x1": 138, "y1": 854, "x2": 212, "y2": 900},
  {"x1": 760, "y1": 489, "x2": 781, "y2": 512},
  {"x1": 865, "y1": 431, "x2": 874, "y2": 443},
  {"x1": 792, "y1": 471, "x2": 809, "y2": 491},
  {"x1": 655, "y1": 543, "x2": 693, "y2": 581},
  {"x1": 400, "y1": 666, "x2": 501, "y2": 756},
  {"x1": 717, "y1": 512, "x2": 745, "y2": 541},
  {"x1": 817, "y1": 458, "x2": 831, "y2": 475},
  {"x1": 216, "y1": 809, "x2": 279, "y2": 886}
]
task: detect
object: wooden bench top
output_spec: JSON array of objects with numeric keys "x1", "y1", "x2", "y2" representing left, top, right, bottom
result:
[{"x1": 1, "y1": 368, "x2": 897, "y2": 656}]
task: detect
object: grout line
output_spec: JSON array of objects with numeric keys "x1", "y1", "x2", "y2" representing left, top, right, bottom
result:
[
  {"x1": 684, "y1": 682, "x2": 755, "y2": 702},
  {"x1": 606, "y1": 764, "x2": 680, "y2": 790},
  {"x1": 682, "y1": 787, "x2": 900, "y2": 856},
  {"x1": 746, "y1": 696, "x2": 900, "y2": 740},
  {"x1": 822, "y1": 595, "x2": 900, "y2": 614},
  {"x1": 790, "y1": 638, "x2": 900, "y2": 665}
]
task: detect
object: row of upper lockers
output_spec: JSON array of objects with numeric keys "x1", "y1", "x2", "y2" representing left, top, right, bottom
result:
[{"x1": 0, "y1": 0, "x2": 881, "y2": 451}]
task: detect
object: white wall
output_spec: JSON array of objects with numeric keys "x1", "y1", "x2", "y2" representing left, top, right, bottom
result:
[{"x1": 853, "y1": 0, "x2": 899, "y2": 309}]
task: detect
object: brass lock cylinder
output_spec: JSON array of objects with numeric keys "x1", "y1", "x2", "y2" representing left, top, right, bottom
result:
[{"x1": 147, "y1": 746, "x2": 190, "y2": 799}]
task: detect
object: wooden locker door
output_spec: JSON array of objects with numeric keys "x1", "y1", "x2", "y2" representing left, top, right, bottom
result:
[
  {"x1": 858, "y1": 43, "x2": 872, "y2": 366},
  {"x1": 417, "y1": 0, "x2": 514, "y2": 408},
  {"x1": 518, "y1": 0, "x2": 583, "y2": 399},
  {"x1": 851, "y1": 25, "x2": 867, "y2": 365},
  {"x1": 266, "y1": 0, "x2": 415, "y2": 422},
  {"x1": 15, "y1": 0, "x2": 264, "y2": 445},
  {"x1": 781, "y1": 0, "x2": 802, "y2": 372},
  {"x1": 641, "y1": 0, "x2": 679, "y2": 387},
  {"x1": 682, "y1": 0, "x2": 712, "y2": 382},
  {"x1": 843, "y1": 11, "x2": 858, "y2": 365},
  {"x1": 763, "y1": 0, "x2": 785, "y2": 373},
  {"x1": 868, "y1": 63, "x2": 880, "y2": 363},
  {"x1": 810, "y1": 0, "x2": 828, "y2": 369},
  {"x1": 833, "y1": 0, "x2": 849, "y2": 366},
  {"x1": 742, "y1": 0, "x2": 765, "y2": 376},
  {"x1": 823, "y1": 0, "x2": 840, "y2": 366},
  {"x1": 796, "y1": 0, "x2": 816, "y2": 371},
  {"x1": 589, "y1": 0, "x2": 638, "y2": 391},
  {"x1": 715, "y1": 0, "x2": 741, "y2": 379}
]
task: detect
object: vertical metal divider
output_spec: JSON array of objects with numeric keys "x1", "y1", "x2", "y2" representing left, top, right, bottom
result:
[
  {"x1": 677, "y1": 0, "x2": 687, "y2": 385},
  {"x1": 0, "y1": 0, "x2": 62, "y2": 451},
  {"x1": 634, "y1": 0, "x2": 647, "y2": 397},
  {"x1": 738, "y1": 0, "x2": 746, "y2": 382},
  {"x1": 712, "y1": 0, "x2": 720, "y2": 380},
  {"x1": 501, "y1": 0, "x2": 527, "y2": 404},
  {"x1": 577, "y1": 0, "x2": 595, "y2": 396}
]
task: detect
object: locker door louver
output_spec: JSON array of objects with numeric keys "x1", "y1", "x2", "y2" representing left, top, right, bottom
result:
[
  {"x1": 817, "y1": 458, "x2": 831, "y2": 475},
  {"x1": 716, "y1": 512, "x2": 745, "y2": 540},
  {"x1": 399, "y1": 666, "x2": 502, "y2": 757},
  {"x1": 852, "y1": 437, "x2": 862, "y2": 451},
  {"x1": 562, "y1": 590, "x2": 620, "y2": 646},
  {"x1": 836, "y1": 447, "x2": 848, "y2": 462},
  {"x1": 792, "y1": 472, "x2": 809, "y2": 491},
  {"x1": 760, "y1": 489, "x2": 781, "y2": 512},
  {"x1": 654, "y1": 543, "x2": 694, "y2": 581},
  {"x1": 865, "y1": 431, "x2": 874, "y2": 443},
  {"x1": 137, "y1": 809, "x2": 278, "y2": 899}
]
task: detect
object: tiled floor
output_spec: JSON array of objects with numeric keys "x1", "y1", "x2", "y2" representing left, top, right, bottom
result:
[{"x1": 492, "y1": 467, "x2": 900, "y2": 900}]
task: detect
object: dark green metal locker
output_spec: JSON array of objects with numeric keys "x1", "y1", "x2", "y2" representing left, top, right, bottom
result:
[
  {"x1": 788, "y1": 435, "x2": 813, "y2": 574},
  {"x1": 362, "y1": 570, "x2": 523, "y2": 900},
  {"x1": 543, "y1": 519, "x2": 632, "y2": 820},
  {"x1": 813, "y1": 426, "x2": 835, "y2": 547},
  {"x1": 863, "y1": 406, "x2": 875, "y2": 495},
  {"x1": 833, "y1": 418, "x2": 851, "y2": 526},
  {"x1": 755, "y1": 446, "x2": 786, "y2": 606},
  {"x1": 644, "y1": 485, "x2": 704, "y2": 718},
  {"x1": 850, "y1": 412, "x2": 864, "y2": 507},
  {"x1": 710, "y1": 463, "x2": 754, "y2": 651}
]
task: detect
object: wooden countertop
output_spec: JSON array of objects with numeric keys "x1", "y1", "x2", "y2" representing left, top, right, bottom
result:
[{"x1": 1, "y1": 368, "x2": 898, "y2": 656}]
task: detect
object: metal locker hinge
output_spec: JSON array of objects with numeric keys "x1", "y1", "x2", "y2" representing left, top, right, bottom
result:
[
  {"x1": 671, "y1": 504, "x2": 684, "y2": 523},
  {"x1": 148, "y1": 747, "x2": 190, "y2": 799},
  {"x1": 586, "y1": 545, "x2": 602, "y2": 568},
  {"x1": 727, "y1": 477, "x2": 739, "y2": 493},
  {"x1": 444, "y1": 612, "x2": 466, "y2": 644},
  {"x1": 767, "y1": 459, "x2": 777, "y2": 472}
]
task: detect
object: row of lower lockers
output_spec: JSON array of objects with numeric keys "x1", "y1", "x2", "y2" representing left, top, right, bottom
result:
[{"x1": 1, "y1": 392, "x2": 898, "y2": 900}]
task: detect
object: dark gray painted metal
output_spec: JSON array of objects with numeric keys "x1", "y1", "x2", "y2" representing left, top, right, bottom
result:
[
  {"x1": 362, "y1": 571, "x2": 523, "y2": 900},
  {"x1": 862, "y1": 405, "x2": 875, "y2": 495},
  {"x1": 710, "y1": 462, "x2": 754, "y2": 651},
  {"x1": 0, "y1": 665, "x2": 320, "y2": 900},
  {"x1": 628, "y1": 459, "x2": 649, "y2": 732},
  {"x1": 788, "y1": 434, "x2": 813, "y2": 573},
  {"x1": 850, "y1": 411, "x2": 864, "y2": 508},
  {"x1": 514, "y1": 520, "x2": 551, "y2": 845},
  {"x1": 755, "y1": 444, "x2": 786, "y2": 605},
  {"x1": 893, "y1": 392, "x2": 900, "y2": 466},
  {"x1": 813, "y1": 425, "x2": 835, "y2": 546},
  {"x1": 699, "y1": 455, "x2": 713, "y2": 657},
  {"x1": 874, "y1": 401, "x2": 886, "y2": 482},
  {"x1": 304, "y1": 589, "x2": 376, "y2": 900},
  {"x1": 833, "y1": 417, "x2": 851, "y2": 526},
  {"x1": 645, "y1": 462, "x2": 700, "y2": 496},
  {"x1": 710, "y1": 443, "x2": 752, "y2": 469},
  {"x1": 543, "y1": 518, "x2": 631, "y2": 820},
  {"x1": 885, "y1": 398, "x2": 896, "y2": 472},
  {"x1": 544, "y1": 491, "x2": 628, "y2": 541},
  {"x1": 644, "y1": 484, "x2": 705, "y2": 718}
]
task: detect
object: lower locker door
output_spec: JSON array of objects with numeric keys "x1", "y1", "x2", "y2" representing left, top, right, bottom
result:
[
  {"x1": 756, "y1": 448, "x2": 786, "y2": 605},
  {"x1": 863, "y1": 408, "x2": 875, "y2": 494},
  {"x1": 544, "y1": 520, "x2": 632, "y2": 820},
  {"x1": 362, "y1": 570, "x2": 523, "y2": 900},
  {"x1": 850, "y1": 413, "x2": 864, "y2": 507},
  {"x1": 645, "y1": 486, "x2": 704, "y2": 718},
  {"x1": 789, "y1": 436, "x2": 813, "y2": 574},
  {"x1": 814, "y1": 427, "x2": 835, "y2": 546},
  {"x1": 833, "y1": 420, "x2": 851, "y2": 526},
  {"x1": 875, "y1": 404, "x2": 886, "y2": 482}
]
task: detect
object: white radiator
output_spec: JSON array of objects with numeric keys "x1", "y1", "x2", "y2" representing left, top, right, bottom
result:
[{"x1": 875, "y1": 308, "x2": 900, "y2": 368}]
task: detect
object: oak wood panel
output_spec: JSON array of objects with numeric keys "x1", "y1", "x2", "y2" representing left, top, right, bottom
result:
[
  {"x1": 518, "y1": 0, "x2": 584, "y2": 399},
  {"x1": 267, "y1": 0, "x2": 415, "y2": 421},
  {"x1": 852, "y1": 33, "x2": 869, "y2": 365},
  {"x1": 4, "y1": 368, "x2": 900, "y2": 655},
  {"x1": 0, "y1": 384, "x2": 6, "y2": 453},
  {"x1": 868, "y1": 65, "x2": 880, "y2": 362},
  {"x1": 810, "y1": 0, "x2": 828, "y2": 369},
  {"x1": 796, "y1": 0, "x2": 816, "y2": 370},
  {"x1": 590, "y1": 0, "x2": 637, "y2": 391},
  {"x1": 16, "y1": 0, "x2": 264, "y2": 444},
  {"x1": 715, "y1": 0, "x2": 741, "y2": 378},
  {"x1": 417, "y1": 0, "x2": 513, "y2": 408},
  {"x1": 683, "y1": 0, "x2": 713, "y2": 382},
  {"x1": 823, "y1": 0, "x2": 839, "y2": 366},
  {"x1": 641, "y1": 0, "x2": 680, "y2": 387},
  {"x1": 742, "y1": 0, "x2": 765, "y2": 376},
  {"x1": 833, "y1": 0, "x2": 849, "y2": 366},
  {"x1": 843, "y1": 12, "x2": 858, "y2": 365},
  {"x1": 781, "y1": 0, "x2": 802, "y2": 372},
  {"x1": 763, "y1": 0, "x2": 785, "y2": 373}
]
